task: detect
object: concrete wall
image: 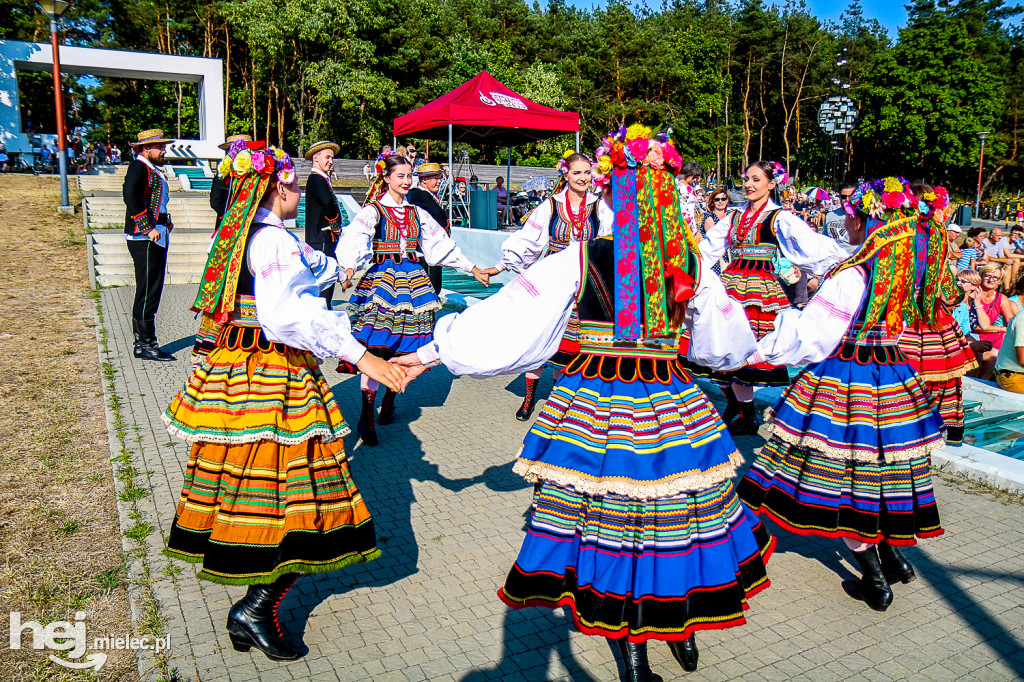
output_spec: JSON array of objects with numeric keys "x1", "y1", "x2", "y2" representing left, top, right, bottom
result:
[
  {"x1": 450, "y1": 226, "x2": 514, "y2": 283},
  {"x1": 0, "y1": 40, "x2": 224, "y2": 157}
]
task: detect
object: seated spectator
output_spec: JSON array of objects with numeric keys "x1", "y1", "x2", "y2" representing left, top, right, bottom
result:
[
  {"x1": 952, "y1": 269, "x2": 995, "y2": 378},
  {"x1": 957, "y1": 227, "x2": 987, "y2": 271},
  {"x1": 494, "y1": 176, "x2": 508, "y2": 220},
  {"x1": 982, "y1": 227, "x2": 1016, "y2": 289},
  {"x1": 973, "y1": 265, "x2": 1021, "y2": 379},
  {"x1": 469, "y1": 175, "x2": 480, "y2": 191},
  {"x1": 995, "y1": 309, "x2": 1024, "y2": 393}
]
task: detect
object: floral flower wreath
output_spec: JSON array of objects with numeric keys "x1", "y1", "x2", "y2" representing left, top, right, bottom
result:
[
  {"x1": 591, "y1": 124, "x2": 684, "y2": 190},
  {"x1": 556, "y1": 149, "x2": 592, "y2": 175},
  {"x1": 217, "y1": 139, "x2": 296, "y2": 185},
  {"x1": 843, "y1": 176, "x2": 915, "y2": 219},
  {"x1": 918, "y1": 186, "x2": 952, "y2": 223}
]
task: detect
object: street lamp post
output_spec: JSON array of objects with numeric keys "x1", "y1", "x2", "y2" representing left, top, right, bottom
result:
[
  {"x1": 975, "y1": 131, "x2": 991, "y2": 219},
  {"x1": 37, "y1": 0, "x2": 73, "y2": 214}
]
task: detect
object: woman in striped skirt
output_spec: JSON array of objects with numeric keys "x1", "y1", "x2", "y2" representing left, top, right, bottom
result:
[
  {"x1": 485, "y1": 152, "x2": 614, "y2": 420},
  {"x1": 897, "y1": 184, "x2": 977, "y2": 446},
  {"x1": 164, "y1": 143, "x2": 406, "y2": 660},
  {"x1": 694, "y1": 161, "x2": 849, "y2": 434},
  {"x1": 738, "y1": 178, "x2": 946, "y2": 612},
  {"x1": 396, "y1": 129, "x2": 774, "y2": 680},
  {"x1": 335, "y1": 153, "x2": 490, "y2": 445}
]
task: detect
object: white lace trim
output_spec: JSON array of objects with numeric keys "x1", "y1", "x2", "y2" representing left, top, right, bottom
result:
[
  {"x1": 162, "y1": 414, "x2": 350, "y2": 446},
  {"x1": 767, "y1": 424, "x2": 945, "y2": 464},
  {"x1": 512, "y1": 450, "x2": 744, "y2": 500}
]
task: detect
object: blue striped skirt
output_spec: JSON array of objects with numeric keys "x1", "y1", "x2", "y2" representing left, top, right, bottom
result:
[{"x1": 349, "y1": 259, "x2": 440, "y2": 359}]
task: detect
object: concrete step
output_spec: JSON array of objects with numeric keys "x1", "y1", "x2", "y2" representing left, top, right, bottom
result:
[
  {"x1": 92, "y1": 232, "x2": 214, "y2": 245},
  {"x1": 96, "y1": 262, "x2": 205, "y2": 277},
  {"x1": 97, "y1": 273, "x2": 201, "y2": 287},
  {"x1": 93, "y1": 241, "x2": 210, "y2": 255},
  {"x1": 94, "y1": 252, "x2": 209, "y2": 266}
]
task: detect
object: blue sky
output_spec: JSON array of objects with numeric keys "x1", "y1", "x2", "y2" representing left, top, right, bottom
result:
[{"x1": 566, "y1": 0, "x2": 1023, "y2": 39}]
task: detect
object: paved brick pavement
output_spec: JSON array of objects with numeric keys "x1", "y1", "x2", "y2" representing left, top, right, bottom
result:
[{"x1": 99, "y1": 285, "x2": 1024, "y2": 681}]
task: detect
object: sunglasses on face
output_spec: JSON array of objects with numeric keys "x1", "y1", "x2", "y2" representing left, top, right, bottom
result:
[
  {"x1": 713, "y1": 197, "x2": 728, "y2": 202},
  {"x1": 982, "y1": 276, "x2": 1001, "y2": 282}
]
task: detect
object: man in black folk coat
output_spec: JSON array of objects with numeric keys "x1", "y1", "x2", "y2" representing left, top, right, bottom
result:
[
  {"x1": 210, "y1": 134, "x2": 252, "y2": 231},
  {"x1": 405, "y1": 163, "x2": 449, "y2": 294},
  {"x1": 303, "y1": 140, "x2": 342, "y2": 309},
  {"x1": 122, "y1": 128, "x2": 175, "y2": 361}
]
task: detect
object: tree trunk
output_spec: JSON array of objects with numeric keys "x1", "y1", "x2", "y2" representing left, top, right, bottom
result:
[{"x1": 742, "y1": 56, "x2": 753, "y2": 170}]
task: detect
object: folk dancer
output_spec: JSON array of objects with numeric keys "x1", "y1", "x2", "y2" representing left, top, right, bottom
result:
[
  {"x1": 193, "y1": 134, "x2": 258, "y2": 366},
  {"x1": 484, "y1": 152, "x2": 614, "y2": 420},
  {"x1": 405, "y1": 162, "x2": 449, "y2": 294},
  {"x1": 897, "y1": 184, "x2": 978, "y2": 446},
  {"x1": 693, "y1": 160, "x2": 849, "y2": 434},
  {"x1": 738, "y1": 177, "x2": 946, "y2": 613},
  {"x1": 123, "y1": 128, "x2": 175, "y2": 361},
  {"x1": 396, "y1": 128, "x2": 774, "y2": 680},
  {"x1": 336, "y1": 153, "x2": 490, "y2": 445},
  {"x1": 163, "y1": 142, "x2": 405, "y2": 660},
  {"x1": 304, "y1": 140, "x2": 343, "y2": 310},
  {"x1": 210, "y1": 134, "x2": 253, "y2": 231}
]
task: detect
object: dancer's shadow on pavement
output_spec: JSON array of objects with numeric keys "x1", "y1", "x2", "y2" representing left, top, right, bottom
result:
[
  {"x1": 460, "y1": 608, "x2": 601, "y2": 682},
  {"x1": 281, "y1": 367, "x2": 530, "y2": 653}
]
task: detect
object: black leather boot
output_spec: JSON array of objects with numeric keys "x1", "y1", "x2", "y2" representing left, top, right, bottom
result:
[
  {"x1": 720, "y1": 385, "x2": 740, "y2": 425},
  {"x1": 667, "y1": 634, "x2": 699, "y2": 672},
  {"x1": 945, "y1": 425, "x2": 964, "y2": 446},
  {"x1": 727, "y1": 400, "x2": 758, "y2": 436},
  {"x1": 847, "y1": 546, "x2": 894, "y2": 611},
  {"x1": 615, "y1": 639, "x2": 663, "y2": 682},
  {"x1": 134, "y1": 320, "x2": 174, "y2": 361},
  {"x1": 516, "y1": 377, "x2": 539, "y2": 421},
  {"x1": 226, "y1": 573, "x2": 301, "y2": 661},
  {"x1": 378, "y1": 389, "x2": 397, "y2": 425},
  {"x1": 358, "y1": 389, "x2": 378, "y2": 446},
  {"x1": 878, "y1": 541, "x2": 917, "y2": 584}
]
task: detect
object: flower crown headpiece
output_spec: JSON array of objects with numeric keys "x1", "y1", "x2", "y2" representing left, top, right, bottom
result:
[
  {"x1": 743, "y1": 160, "x2": 789, "y2": 186},
  {"x1": 591, "y1": 124, "x2": 683, "y2": 190},
  {"x1": 918, "y1": 186, "x2": 951, "y2": 222},
  {"x1": 375, "y1": 150, "x2": 399, "y2": 176},
  {"x1": 556, "y1": 149, "x2": 593, "y2": 175},
  {"x1": 217, "y1": 140, "x2": 296, "y2": 185},
  {"x1": 844, "y1": 176, "x2": 915, "y2": 219}
]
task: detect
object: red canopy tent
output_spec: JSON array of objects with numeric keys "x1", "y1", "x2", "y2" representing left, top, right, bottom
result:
[
  {"x1": 394, "y1": 71, "x2": 579, "y2": 146},
  {"x1": 393, "y1": 72, "x2": 580, "y2": 225}
]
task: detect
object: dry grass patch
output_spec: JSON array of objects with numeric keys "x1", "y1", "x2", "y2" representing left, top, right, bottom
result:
[{"x1": 0, "y1": 175, "x2": 137, "y2": 680}]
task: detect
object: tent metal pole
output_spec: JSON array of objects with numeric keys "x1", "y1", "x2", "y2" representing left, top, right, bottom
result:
[
  {"x1": 448, "y1": 124, "x2": 453, "y2": 226},
  {"x1": 505, "y1": 146, "x2": 512, "y2": 225},
  {"x1": 393, "y1": 135, "x2": 397, "y2": 150},
  {"x1": 575, "y1": 130, "x2": 579, "y2": 152}
]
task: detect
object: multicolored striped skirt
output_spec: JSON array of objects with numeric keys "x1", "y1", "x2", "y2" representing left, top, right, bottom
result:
[
  {"x1": 349, "y1": 258, "x2": 439, "y2": 360},
  {"x1": 737, "y1": 336, "x2": 945, "y2": 546},
  {"x1": 502, "y1": 354, "x2": 773, "y2": 641},
  {"x1": 717, "y1": 258, "x2": 791, "y2": 386},
  {"x1": 898, "y1": 314, "x2": 977, "y2": 440},
  {"x1": 163, "y1": 325, "x2": 379, "y2": 583}
]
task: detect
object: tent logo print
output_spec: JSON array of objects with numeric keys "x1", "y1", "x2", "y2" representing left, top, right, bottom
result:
[{"x1": 478, "y1": 91, "x2": 528, "y2": 110}]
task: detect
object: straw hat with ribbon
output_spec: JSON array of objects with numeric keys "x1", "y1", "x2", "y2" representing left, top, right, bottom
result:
[
  {"x1": 304, "y1": 140, "x2": 340, "y2": 160},
  {"x1": 416, "y1": 162, "x2": 442, "y2": 177},
  {"x1": 131, "y1": 129, "x2": 173, "y2": 147},
  {"x1": 194, "y1": 141, "x2": 297, "y2": 323},
  {"x1": 219, "y1": 134, "x2": 253, "y2": 151}
]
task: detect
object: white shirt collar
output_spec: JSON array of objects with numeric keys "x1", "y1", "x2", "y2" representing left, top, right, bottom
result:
[
  {"x1": 745, "y1": 197, "x2": 780, "y2": 213},
  {"x1": 378, "y1": 193, "x2": 409, "y2": 208},
  {"x1": 311, "y1": 166, "x2": 330, "y2": 181},
  {"x1": 552, "y1": 188, "x2": 600, "y2": 206},
  {"x1": 254, "y1": 207, "x2": 285, "y2": 227},
  {"x1": 136, "y1": 153, "x2": 165, "y2": 177}
]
